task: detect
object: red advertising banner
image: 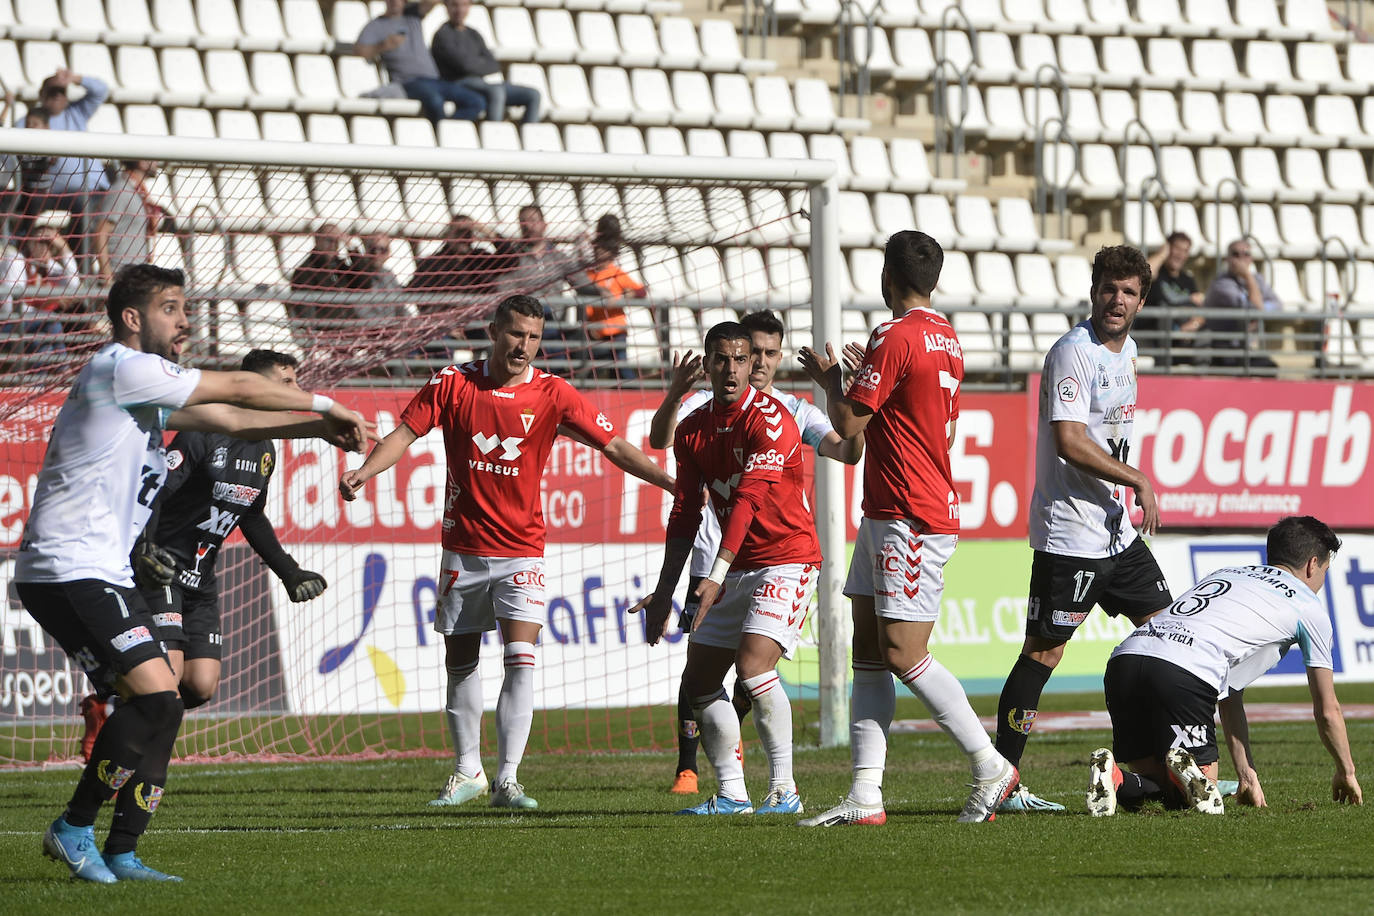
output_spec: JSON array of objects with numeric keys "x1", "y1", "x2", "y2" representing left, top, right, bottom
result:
[
  {"x1": 1134, "y1": 376, "x2": 1374, "y2": 529},
  {"x1": 0, "y1": 385, "x2": 1033, "y2": 548}
]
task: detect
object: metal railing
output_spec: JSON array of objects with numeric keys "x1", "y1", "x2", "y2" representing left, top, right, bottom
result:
[{"x1": 931, "y1": 6, "x2": 977, "y2": 180}]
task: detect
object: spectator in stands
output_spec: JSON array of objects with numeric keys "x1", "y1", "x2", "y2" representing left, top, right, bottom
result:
[
  {"x1": 1202, "y1": 239, "x2": 1280, "y2": 370},
  {"x1": 431, "y1": 0, "x2": 542, "y2": 124},
  {"x1": 91, "y1": 160, "x2": 165, "y2": 287},
  {"x1": 583, "y1": 217, "x2": 646, "y2": 379},
  {"x1": 1139, "y1": 231, "x2": 1205, "y2": 367},
  {"x1": 354, "y1": 0, "x2": 486, "y2": 126},
  {"x1": 22, "y1": 70, "x2": 111, "y2": 249},
  {"x1": 502, "y1": 205, "x2": 595, "y2": 298},
  {"x1": 288, "y1": 222, "x2": 370, "y2": 326},
  {"x1": 408, "y1": 214, "x2": 517, "y2": 304},
  {"x1": 18, "y1": 225, "x2": 83, "y2": 347}
]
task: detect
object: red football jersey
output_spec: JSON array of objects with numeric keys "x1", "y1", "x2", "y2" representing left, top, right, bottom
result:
[
  {"x1": 666, "y1": 386, "x2": 821, "y2": 569},
  {"x1": 846, "y1": 307, "x2": 964, "y2": 533},
  {"x1": 400, "y1": 361, "x2": 616, "y2": 557}
]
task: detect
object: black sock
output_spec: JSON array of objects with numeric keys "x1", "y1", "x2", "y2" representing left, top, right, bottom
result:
[
  {"x1": 1117, "y1": 771, "x2": 1163, "y2": 811},
  {"x1": 994, "y1": 655, "x2": 1054, "y2": 767},
  {"x1": 104, "y1": 693, "x2": 183, "y2": 855},
  {"x1": 65, "y1": 691, "x2": 180, "y2": 827},
  {"x1": 731, "y1": 678, "x2": 752, "y2": 724},
  {"x1": 675, "y1": 680, "x2": 700, "y2": 774}
]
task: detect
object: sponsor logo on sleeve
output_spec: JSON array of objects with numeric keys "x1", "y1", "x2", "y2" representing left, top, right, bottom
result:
[
  {"x1": 261, "y1": 452, "x2": 274, "y2": 476},
  {"x1": 210, "y1": 446, "x2": 228, "y2": 469},
  {"x1": 1057, "y1": 376, "x2": 1080, "y2": 403},
  {"x1": 743, "y1": 449, "x2": 786, "y2": 473},
  {"x1": 854, "y1": 366, "x2": 882, "y2": 391},
  {"x1": 1050, "y1": 609, "x2": 1089, "y2": 627},
  {"x1": 165, "y1": 449, "x2": 183, "y2": 470}
]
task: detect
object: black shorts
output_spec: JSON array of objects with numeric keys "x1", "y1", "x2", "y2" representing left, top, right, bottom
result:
[
  {"x1": 1104, "y1": 653, "x2": 1219, "y2": 767},
  {"x1": 141, "y1": 583, "x2": 223, "y2": 661},
  {"x1": 16, "y1": 579, "x2": 170, "y2": 697},
  {"x1": 1025, "y1": 538, "x2": 1172, "y2": 641}
]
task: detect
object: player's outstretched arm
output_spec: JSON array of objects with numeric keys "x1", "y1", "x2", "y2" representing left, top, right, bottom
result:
[
  {"x1": 797, "y1": 343, "x2": 874, "y2": 439},
  {"x1": 601, "y1": 436, "x2": 674, "y2": 491},
  {"x1": 339, "y1": 424, "x2": 419, "y2": 501},
  {"x1": 648, "y1": 350, "x2": 704, "y2": 450},
  {"x1": 1218, "y1": 690, "x2": 1265, "y2": 807},
  {"x1": 817, "y1": 429, "x2": 864, "y2": 464},
  {"x1": 239, "y1": 502, "x2": 327, "y2": 602},
  {"x1": 629, "y1": 537, "x2": 694, "y2": 645},
  {"x1": 1307, "y1": 666, "x2": 1362, "y2": 804},
  {"x1": 1051, "y1": 420, "x2": 1160, "y2": 535},
  {"x1": 171, "y1": 370, "x2": 371, "y2": 452}
]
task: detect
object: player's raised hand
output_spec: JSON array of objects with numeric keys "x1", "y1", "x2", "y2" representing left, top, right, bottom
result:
[
  {"x1": 339, "y1": 469, "x2": 365, "y2": 501},
  {"x1": 797, "y1": 343, "x2": 841, "y2": 388},
  {"x1": 1334, "y1": 771, "x2": 1363, "y2": 805},
  {"x1": 841, "y1": 341, "x2": 867, "y2": 375},
  {"x1": 666, "y1": 350, "x2": 704, "y2": 397},
  {"x1": 1133, "y1": 477, "x2": 1160, "y2": 536},
  {"x1": 628, "y1": 592, "x2": 673, "y2": 646},
  {"x1": 321, "y1": 403, "x2": 374, "y2": 453}
]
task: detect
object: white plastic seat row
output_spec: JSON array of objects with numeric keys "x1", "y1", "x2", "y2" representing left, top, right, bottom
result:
[{"x1": 0, "y1": 0, "x2": 334, "y2": 52}]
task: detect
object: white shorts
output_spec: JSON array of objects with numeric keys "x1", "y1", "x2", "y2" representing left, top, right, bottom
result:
[
  {"x1": 434, "y1": 550, "x2": 546, "y2": 635},
  {"x1": 690, "y1": 562, "x2": 820, "y2": 659},
  {"x1": 844, "y1": 518, "x2": 957, "y2": 622}
]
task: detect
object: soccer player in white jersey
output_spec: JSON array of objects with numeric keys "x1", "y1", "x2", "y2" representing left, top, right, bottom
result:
[
  {"x1": 635, "y1": 321, "x2": 823, "y2": 815},
  {"x1": 992, "y1": 245, "x2": 1174, "y2": 814},
  {"x1": 339, "y1": 295, "x2": 672, "y2": 811},
  {"x1": 798, "y1": 230, "x2": 1018, "y2": 825},
  {"x1": 15, "y1": 264, "x2": 370, "y2": 884},
  {"x1": 647, "y1": 309, "x2": 863, "y2": 795},
  {"x1": 1088, "y1": 516, "x2": 1361, "y2": 816}
]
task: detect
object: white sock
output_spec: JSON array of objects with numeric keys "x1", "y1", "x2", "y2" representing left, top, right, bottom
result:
[
  {"x1": 899, "y1": 654, "x2": 994, "y2": 761},
  {"x1": 445, "y1": 660, "x2": 483, "y2": 779},
  {"x1": 740, "y1": 671, "x2": 793, "y2": 794},
  {"x1": 495, "y1": 641, "x2": 536, "y2": 785},
  {"x1": 693, "y1": 688, "x2": 747, "y2": 801},
  {"x1": 849, "y1": 661, "x2": 893, "y2": 806}
]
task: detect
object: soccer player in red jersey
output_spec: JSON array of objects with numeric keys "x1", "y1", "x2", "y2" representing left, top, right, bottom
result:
[
  {"x1": 340, "y1": 295, "x2": 672, "y2": 810},
  {"x1": 797, "y1": 230, "x2": 1017, "y2": 825},
  {"x1": 635, "y1": 321, "x2": 822, "y2": 816}
]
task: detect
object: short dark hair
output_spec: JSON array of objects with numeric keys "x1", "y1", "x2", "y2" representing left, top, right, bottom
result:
[
  {"x1": 1166, "y1": 231, "x2": 1191, "y2": 247},
  {"x1": 704, "y1": 320, "x2": 750, "y2": 353},
  {"x1": 106, "y1": 263, "x2": 186, "y2": 335},
  {"x1": 739, "y1": 308, "x2": 784, "y2": 340},
  {"x1": 492, "y1": 294, "x2": 544, "y2": 326},
  {"x1": 241, "y1": 349, "x2": 299, "y2": 374},
  {"x1": 883, "y1": 230, "x2": 943, "y2": 298},
  {"x1": 24, "y1": 108, "x2": 49, "y2": 126},
  {"x1": 1267, "y1": 516, "x2": 1341, "y2": 571},
  {"x1": 1090, "y1": 245, "x2": 1153, "y2": 301}
]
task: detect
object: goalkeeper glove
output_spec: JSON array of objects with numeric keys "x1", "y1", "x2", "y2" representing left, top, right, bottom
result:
[
  {"x1": 133, "y1": 539, "x2": 179, "y2": 587},
  {"x1": 282, "y1": 568, "x2": 328, "y2": 602}
]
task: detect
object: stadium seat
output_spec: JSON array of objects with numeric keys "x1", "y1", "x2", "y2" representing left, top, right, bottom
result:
[
  {"x1": 125, "y1": 103, "x2": 169, "y2": 135},
  {"x1": 1183, "y1": 0, "x2": 1256, "y2": 39},
  {"x1": 645, "y1": 124, "x2": 685, "y2": 157},
  {"x1": 171, "y1": 106, "x2": 215, "y2": 138},
  {"x1": 685, "y1": 127, "x2": 726, "y2": 158},
  {"x1": 710, "y1": 72, "x2": 756, "y2": 129},
  {"x1": 521, "y1": 121, "x2": 564, "y2": 153},
  {"x1": 564, "y1": 123, "x2": 605, "y2": 153},
  {"x1": 1055, "y1": 254, "x2": 1092, "y2": 303},
  {"x1": 848, "y1": 25, "x2": 896, "y2": 82},
  {"x1": 574, "y1": 11, "x2": 621, "y2": 66},
  {"x1": 614, "y1": 15, "x2": 662, "y2": 69},
  {"x1": 1243, "y1": 41, "x2": 1318, "y2": 96},
  {"x1": 533, "y1": 9, "x2": 579, "y2": 64},
  {"x1": 669, "y1": 69, "x2": 715, "y2": 127},
  {"x1": 1314, "y1": 96, "x2": 1374, "y2": 149},
  {"x1": 305, "y1": 112, "x2": 348, "y2": 144},
  {"x1": 159, "y1": 46, "x2": 209, "y2": 107},
  {"x1": 1277, "y1": 204, "x2": 1320, "y2": 260},
  {"x1": 604, "y1": 124, "x2": 646, "y2": 154},
  {"x1": 1187, "y1": 38, "x2": 1259, "y2": 93},
  {"x1": 1013, "y1": 252, "x2": 1065, "y2": 308},
  {"x1": 402, "y1": 176, "x2": 450, "y2": 226},
  {"x1": 950, "y1": 312, "x2": 998, "y2": 369},
  {"x1": 659, "y1": 16, "x2": 712, "y2": 70},
  {"x1": 1294, "y1": 42, "x2": 1361, "y2": 96},
  {"x1": 492, "y1": 8, "x2": 538, "y2": 61},
  {"x1": 890, "y1": 28, "x2": 934, "y2": 82},
  {"x1": 584, "y1": 65, "x2": 634, "y2": 122},
  {"x1": 261, "y1": 110, "x2": 305, "y2": 142},
  {"x1": 765, "y1": 248, "x2": 809, "y2": 305},
  {"x1": 722, "y1": 247, "x2": 770, "y2": 303},
  {"x1": 954, "y1": 196, "x2": 999, "y2": 252},
  {"x1": 1157, "y1": 146, "x2": 1204, "y2": 200},
  {"x1": 750, "y1": 75, "x2": 799, "y2": 132},
  {"x1": 628, "y1": 67, "x2": 674, "y2": 126},
  {"x1": 280, "y1": 0, "x2": 331, "y2": 53},
  {"x1": 1185, "y1": 91, "x2": 1245, "y2": 145}
]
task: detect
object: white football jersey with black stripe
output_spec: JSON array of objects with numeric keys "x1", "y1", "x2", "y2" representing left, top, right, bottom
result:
[
  {"x1": 1029, "y1": 321, "x2": 1140, "y2": 559},
  {"x1": 15, "y1": 343, "x2": 201, "y2": 586},
  {"x1": 1111, "y1": 565, "x2": 1334, "y2": 696}
]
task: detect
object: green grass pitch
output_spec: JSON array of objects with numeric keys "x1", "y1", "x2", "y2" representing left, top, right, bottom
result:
[{"x1": 2, "y1": 686, "x2": 1372, "y2": 914}]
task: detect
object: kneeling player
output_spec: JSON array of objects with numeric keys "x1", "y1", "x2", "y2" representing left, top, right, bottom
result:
[
  {"x1": 1089, "y1": 515, "x2": 1362, "y2": 816},
  {"x1": 635, "y1": 321, "x2": 822, "y2": 815}
]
